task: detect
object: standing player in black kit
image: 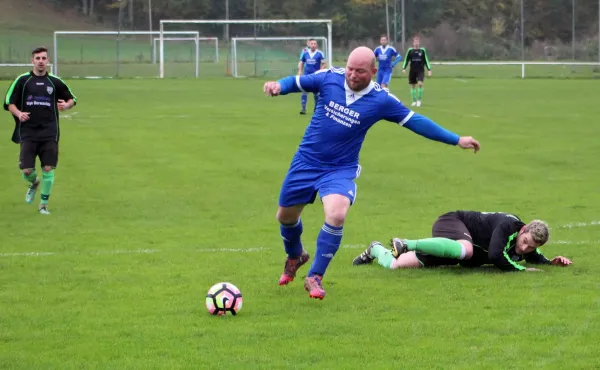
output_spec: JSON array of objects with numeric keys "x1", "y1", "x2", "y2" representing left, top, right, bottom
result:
[
  {"x1": 353, "y1": 211, "x2": 573, "y2": 271},
  {"x1": 402, "y1": 36, "x2": 432, "y2": 107},
  {"x1": 3, "y1": 46, "x2": 77, "y2": 215}
]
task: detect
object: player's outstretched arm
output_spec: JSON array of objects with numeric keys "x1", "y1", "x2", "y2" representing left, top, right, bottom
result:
[
  {"x1": 524, "y1": 249, "x2": 571, "y2": 266},
  {"x1": 263, "y1": 70, "x2": 328, "y2": 97},
  {"x1": 549, "y1": 256, "x2": 573, "y2": 266},
  {"x1": 403, "y1": 115, "x2": 480, "y2": 153},
  {"x1": 383, "y1": 94, "x2": 480, "y2": 152}
]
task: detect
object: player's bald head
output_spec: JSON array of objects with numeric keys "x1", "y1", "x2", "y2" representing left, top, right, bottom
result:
[
  {"x1": 347, "y1": 46, "x2": 376, "y2": 69},
  {"x1": 345, "y1": 46, "x2": 377, "y2": 92}
]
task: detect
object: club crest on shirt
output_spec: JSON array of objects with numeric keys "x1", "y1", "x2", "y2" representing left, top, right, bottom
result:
[{"x1": 46, "y1": 86, "x2": 53, "y2": 95}]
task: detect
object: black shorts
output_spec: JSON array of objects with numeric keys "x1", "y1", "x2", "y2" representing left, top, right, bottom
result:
[
  {"x1": 19, "y1": 140, "x2": 59, "y2": 170},
  {"x1": 414, "y1": 212, "x2": 473, "y2": 268},
  {"x1": 408, "y1": 69, "x2": 425, "y2": 84}
]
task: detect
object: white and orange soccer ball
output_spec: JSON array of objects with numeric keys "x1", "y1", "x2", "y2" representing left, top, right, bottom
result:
[{"x1": 205, "y1": 282, "x2": 243, "y2": 316}]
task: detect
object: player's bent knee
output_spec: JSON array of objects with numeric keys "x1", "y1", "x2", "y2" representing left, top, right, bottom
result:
[
  {"x1": 276, "y1": 206, "x2": 303, "y2": 225},
  {"x1": 22, "y1": 168, "x2": 33, "y2": 175},
  {"x1": 42, "y1": 166, "x2": 53, "y2": 172},
  {"x1": 322, "y1": 194, "x2": 350, "y2": 227},
  {"x1": 458, "y1": 240, "x2": 474, "y2": 259}
]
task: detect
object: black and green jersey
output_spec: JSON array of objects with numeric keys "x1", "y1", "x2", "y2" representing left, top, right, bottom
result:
[
  {"x1": 455, "y1": 211, "x2": 551, "y2": 271},
  {"x1": 402, "y1": 47, "x2": 432, "y2": 71},
  {"x1": 3, "y1": 71, "x2": 77, "y2": 143}
]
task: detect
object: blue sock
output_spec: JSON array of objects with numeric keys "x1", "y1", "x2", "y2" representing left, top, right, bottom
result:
[
  {"x1": 280, "y1": 219, "x2": 303, "y2": 258},
  {"x1": 301, "y1": 93, "x2": 307, "y2": 111},
  {"x1": 308, "y1": 222, "x2": 343, "y2": 277}
]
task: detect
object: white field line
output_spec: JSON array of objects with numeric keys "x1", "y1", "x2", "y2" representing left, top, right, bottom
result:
[
  {"x1": 1, "y1": 238, "x2": 594, "y2": 258},
  {"x1": 556, "y1": 221, "x2": 600, "y2": 229},
  {"x1": 1, "y1": 220, "x2": 597, "y2": 258}
]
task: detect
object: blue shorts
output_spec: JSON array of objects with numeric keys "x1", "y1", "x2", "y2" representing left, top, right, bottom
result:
[
  {"x1": 377, "y1": 69, "x2": 393, "y2": 85},
  {"x1": 278, "y1": 155, "x2": 361, "y2": 207}
]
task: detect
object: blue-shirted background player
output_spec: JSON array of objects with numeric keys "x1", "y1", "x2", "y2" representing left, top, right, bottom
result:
[
  {"x1": 298, "y1": 39, "x2": 326, "y2": 115},
  {"x1": 374, "y1": 35, "x2": 402, "y2": 88},
  {"x1": 263, "y1": 46, "x2": 481, "y2": 300},
  {"x1": 299, "y1": 39, "x2": 310, "y2": 59}
]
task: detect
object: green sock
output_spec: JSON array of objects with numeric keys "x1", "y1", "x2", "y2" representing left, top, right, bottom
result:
[
  {"x1": 369, "y1": 244, "x2": 395, "y2": 269},
  {"x1": 417, "y1": 87, "x2": 424, "y2": 100},
  {"x1": 40, "y1": 170, "x2": 55, "y2": 205},
  {"x1": 22, "y1": 170, "x2": 37, "y2": 184},
  {"x1": 410, "y1": 88, "x2": 417, "y2": 102},
  {"x1": 406, "y1": 238, "x2": 464, "y2": 259}
]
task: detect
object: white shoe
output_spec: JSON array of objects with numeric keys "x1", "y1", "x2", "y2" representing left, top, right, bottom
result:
[
  {"x1": 416, "y1": 101, "x2": 422, "y2": 107},
  {"x1": 38, "y1": 204, "x2": 51, "y2": 215},
  {"x1": 411, "y1": 102, "x2": 417, "y2": 106}
]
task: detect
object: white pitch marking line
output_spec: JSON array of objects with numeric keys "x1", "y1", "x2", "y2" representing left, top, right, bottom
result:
[
  {"x1": 1, "y1": 230, "x2": 597, "y2": 259},
  {"x1": 557, "y1": 221, "x2": 600, "y2": 229}
]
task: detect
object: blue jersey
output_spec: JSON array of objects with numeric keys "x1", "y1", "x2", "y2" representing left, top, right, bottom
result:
[
  {"x1": 300, "y1": 50, "x2": 326, "y2": 75},
  {"x1": 374, "y1": 46, "x2": 399, "y2": 70},
  {"x1": 276, "y1": 67, "x2": 461, "y2": 206},
  {"x1": 283, "y1": 68, "x2": 414, "y2": 167}
]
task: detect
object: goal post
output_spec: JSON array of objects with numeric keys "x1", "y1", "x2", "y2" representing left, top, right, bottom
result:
[
  {"x1": 230, "y1": 36, "x2": 328, "y2": 78},
  {"x1": 159, "y1": 19, "x2": 333, "y2": 79},
  {"x1": 53, "y1": 30, "x2": 201, "y2": 78},
  {"x1": 152, "y1": 37, "x2": 219, "y2": 64}
]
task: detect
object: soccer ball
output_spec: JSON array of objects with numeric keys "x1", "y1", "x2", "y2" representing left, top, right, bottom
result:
[{"x1": 205, "y1": 282, "x2": 243, "y2": 316}]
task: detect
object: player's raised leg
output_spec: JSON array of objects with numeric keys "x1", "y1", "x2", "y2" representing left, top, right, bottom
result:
[
  {"x1": 276, "y1": 158, "x2": 319, "y2": 285},
  {"x1": 277, "y1": 204, "x2": 310, "y2": 285},
  {"x1": 20, "y1": 142, "x2": 39, "y2": 204},
  {"x1": 24, "y1": 169, "x2": 40, "y2": 204}
]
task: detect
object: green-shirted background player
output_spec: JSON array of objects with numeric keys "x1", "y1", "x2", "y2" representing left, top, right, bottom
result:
[{"x1": 402, "y1": 36, "x2": 432, "y2": 107}]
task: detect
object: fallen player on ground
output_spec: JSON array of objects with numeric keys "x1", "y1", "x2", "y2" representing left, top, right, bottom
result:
[{"x1": 352, "y1": 211, "x2": 572, "y2": 271}]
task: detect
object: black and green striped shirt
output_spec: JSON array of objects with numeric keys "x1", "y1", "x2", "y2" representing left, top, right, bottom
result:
[
  {"x1": 3, "y1": 71, "x2": 77, "y2": 143},
  {"x1": 402, "y1": 47, "x2": 432, "y2": 71},
  {"x1": 455, "y1": 211, "x2": 551, "y2": 272}
]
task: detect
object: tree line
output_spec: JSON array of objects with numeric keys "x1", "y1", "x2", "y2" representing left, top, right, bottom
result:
[{"x1": 53, "y1": 0, "x2": 600, "y2": 60}]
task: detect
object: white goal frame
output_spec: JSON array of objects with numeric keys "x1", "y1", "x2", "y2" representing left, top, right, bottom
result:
[
  {"x1": 151, "y1": 37, "x2": 199, "y2": 78},
  {"x1": 53, "y1": 30, "x2": 200, "y2": 76},
  {"x1": 230, "y1": 36, "x2": 328, "y2": 78},
  {"x1": 0, "y1": 64, "x2": 54, "y2": 73},
  {"x1": 159, "y1": 19, "x2": 333, "y2": 79},
  {"x1": 152, "y1": 36, "x2": 219, "y2": 65},
  {"x1": 430, "y1": 61, "x2": 600, "y2": 79}
]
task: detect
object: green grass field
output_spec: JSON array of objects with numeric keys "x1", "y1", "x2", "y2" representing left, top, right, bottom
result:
[{"x1": 1, "y1": 76, "x2": 600, "y2": 369}]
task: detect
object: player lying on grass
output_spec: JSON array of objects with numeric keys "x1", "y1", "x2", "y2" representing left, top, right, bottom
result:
[{"x1": 353, "y1": 211, "x2": 572, "y2": 271}]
